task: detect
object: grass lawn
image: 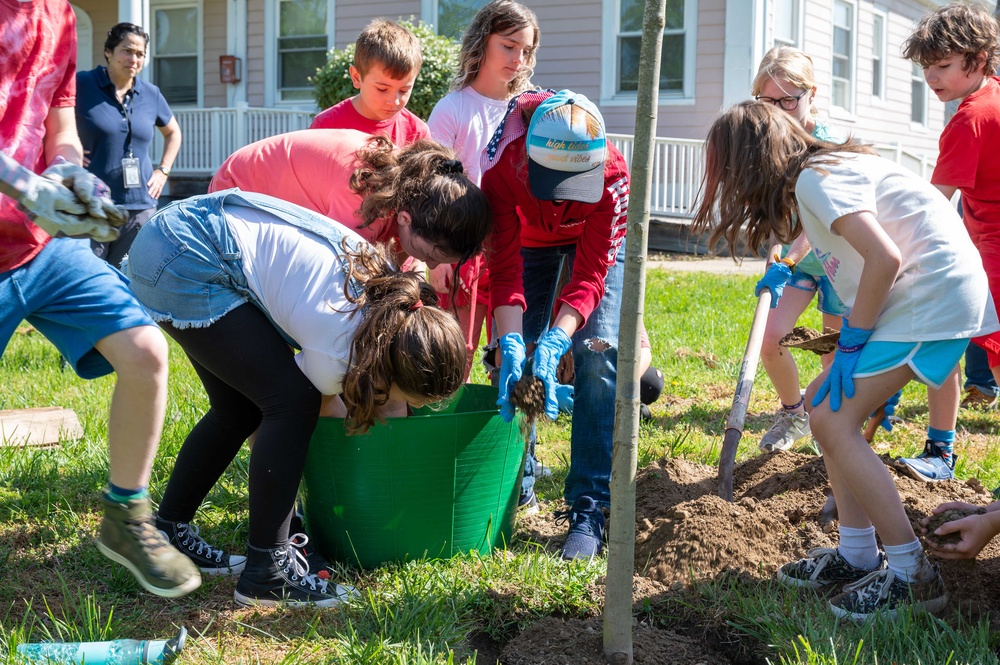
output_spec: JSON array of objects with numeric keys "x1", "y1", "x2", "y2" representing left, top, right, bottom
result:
[{"x1": 1, "y1": 267, "x2": 999, "y2": 664}]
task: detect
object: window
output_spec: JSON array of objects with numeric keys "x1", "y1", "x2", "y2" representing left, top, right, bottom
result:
[
  {"x1": 433, "y1": 0, "x2": 488, "y2": 39},
  {"x1": 151, "y1": 5, "x2": 199, "y2": 105},
  {"x1": 277, "y1": 0, "x2": 328, "y2": 101},
  {"x1": 871, "y1": 10, "x2": 886, "y2": 100},
  {"x1": 831, "y1": 0, "x2": 854, "y2": 110},
  {"x1": 773, "y1": 0, "x2": 799, "y2": 48},
  {"x1": 616, "y1": 0, "x2": 690, "y2": 95},
  {"x1": 911, "y1": 62, "x2": 927, "y2": 125}
]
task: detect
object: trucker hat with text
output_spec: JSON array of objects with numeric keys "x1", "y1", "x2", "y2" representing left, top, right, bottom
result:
[{"x1": 525, "y1": 89, "x2": 607, "y2": 204}]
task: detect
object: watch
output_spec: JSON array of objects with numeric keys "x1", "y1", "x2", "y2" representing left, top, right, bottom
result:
[{"x1": 156, "y1": 166, "x2": 171, "y2": 177}]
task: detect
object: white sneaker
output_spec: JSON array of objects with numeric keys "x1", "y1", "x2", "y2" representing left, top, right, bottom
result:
[{"x1": 759, "y1": 410, "x2": 810, "y2": 452}]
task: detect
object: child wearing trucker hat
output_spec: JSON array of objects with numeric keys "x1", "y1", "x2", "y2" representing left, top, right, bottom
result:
[{"x1": 481, "y1": 88, "x2": 628, "y2": 559}]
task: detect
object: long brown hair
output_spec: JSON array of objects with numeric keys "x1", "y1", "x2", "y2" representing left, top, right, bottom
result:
[
  {"x1": 338, "y1": 242, "x2": 466, "y2": 434},
  {"x1": 452, "y1": 0, "x2": 540, "y2": 96},
  {"x1": 351, "y1": 136, "x2": 492, "y2": 264},
  {"x1": 692, "y1": 101, "x2": 876, "y2": 258}
]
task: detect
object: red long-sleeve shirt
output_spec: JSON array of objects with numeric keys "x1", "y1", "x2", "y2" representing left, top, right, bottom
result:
[{"x1": 481, "y1": 137, "x2": 629, "y2": 325}]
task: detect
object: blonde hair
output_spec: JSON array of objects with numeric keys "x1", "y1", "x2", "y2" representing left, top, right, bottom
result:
[
  {"x1": 340, "y1": 243, "x2": 466, "y2": 434},
  {"x1": 903, "y1": 2, "x2": 1000, "y2": 75},
  {"x1": 692, "y1": 101, "x2": 876, "y2": 258},
  {"x1": 354, "y1": 18, "x2": 423, "y2": 78},
  {"x1": 751, "y1": 46, "x2": 820, "y2": 118},
  {"x1": 451, "y1": 0, "x2": 540, "y2": 96}
]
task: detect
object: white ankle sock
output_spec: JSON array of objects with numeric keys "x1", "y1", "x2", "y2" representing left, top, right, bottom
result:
[
  {"x1": 837, "y1": 525, "x2": 881, "y2": 570},
  {"x1": 884, "y1": 540, "x2": 924, "y2": 582}
]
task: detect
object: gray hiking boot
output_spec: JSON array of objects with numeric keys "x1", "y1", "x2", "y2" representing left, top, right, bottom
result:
[
  {"x1": 828, "y1": 563, "x2": 948, "y2": 621},
  {"x1": 776, "y1": 547, "x2": 886, "y2": 590},
  {"x1": 96, "y1": 496, "x2": 202, "y2": 598},
  {"x1": 759, "y1": 410, "x2": 810, "y2": 452}
]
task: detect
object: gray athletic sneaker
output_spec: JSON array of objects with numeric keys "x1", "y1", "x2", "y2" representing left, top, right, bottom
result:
[
  {"x1": 96, "y1": 496, "x2": 202, "y2": 598},
  {"x1": 759, "y1": 410, "x2": 810, "y2": 452},
  {"x1": 776, "y1": 547, "x2": 886, "y2": 590},
  {"x1": 828, "y1": 563, "x2": 948, "y2": 621}
]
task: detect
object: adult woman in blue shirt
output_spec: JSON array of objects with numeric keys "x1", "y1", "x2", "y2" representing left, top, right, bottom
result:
[{"x1": 76, "y1": 23, "x2": 182, "y2": 266}]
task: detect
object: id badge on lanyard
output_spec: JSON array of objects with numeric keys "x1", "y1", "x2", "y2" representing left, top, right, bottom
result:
[{"x1": 120, "y1": 90, "x2": 141, "y2": 188}]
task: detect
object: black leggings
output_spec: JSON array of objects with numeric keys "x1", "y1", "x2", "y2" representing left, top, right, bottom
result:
[{"x1": 157, "y1": 303, "x2": 321, "y2": 548}]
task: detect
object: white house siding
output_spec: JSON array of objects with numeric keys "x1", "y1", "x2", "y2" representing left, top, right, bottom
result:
[
  {"x1": 203, "y1": 0, "x2": 228, "y2": 107},
  {"x1": 246, "y1": 0, "x2": 266, "y2": 105},
  {"x1": 796, "y1": 0, "x2": 943, "y2": 158},
  {"x1": 335, "y1": 0, "x2": 422, "y2": 49}
]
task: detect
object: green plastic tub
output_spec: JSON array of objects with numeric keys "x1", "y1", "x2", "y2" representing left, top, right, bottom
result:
[{"x1": 301, "y1": 384, "x2": 525, "y2": 569}]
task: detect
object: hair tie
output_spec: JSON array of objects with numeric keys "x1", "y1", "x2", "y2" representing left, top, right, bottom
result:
[
  {"x1": 437, "y1": 159, "x2": 464, "y2": 176},
  {"x1": 408, "y1": 300, "x2": 424, "y2": 311}
]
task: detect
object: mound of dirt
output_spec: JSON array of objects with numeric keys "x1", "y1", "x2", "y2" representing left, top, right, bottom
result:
[{"x1": 500, "y1": 616, "x2": 729, "y2": 665}]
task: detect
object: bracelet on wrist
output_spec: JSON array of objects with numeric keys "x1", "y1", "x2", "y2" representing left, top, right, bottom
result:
[
  {"x1": 778, "y1": 257, "x2": 796, "y2": 272},
  {"x1": 156, "y1": 166, "x2": 171, "y2": 177}
]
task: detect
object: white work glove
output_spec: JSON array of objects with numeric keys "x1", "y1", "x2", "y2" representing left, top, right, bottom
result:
[{"x1": 0, "y1": 152, "x2": 125, "y2": 242}]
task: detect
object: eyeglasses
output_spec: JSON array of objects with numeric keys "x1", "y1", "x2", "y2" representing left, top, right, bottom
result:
[{"x1": 755, "y1": 90, "x2": 807, "y2": 111}]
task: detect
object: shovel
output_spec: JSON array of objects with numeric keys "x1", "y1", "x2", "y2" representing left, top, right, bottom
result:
[{"x1": 718, "y1": 289, "x2": 772, "y2": 501}]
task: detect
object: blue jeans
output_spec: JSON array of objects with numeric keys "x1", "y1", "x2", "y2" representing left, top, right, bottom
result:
[
  {"x1": 964, "y1": 340, "x2": 998, "y2": 396},
  {"x1": 520, "y1": 243, "x2": 623, "y2": 507}
]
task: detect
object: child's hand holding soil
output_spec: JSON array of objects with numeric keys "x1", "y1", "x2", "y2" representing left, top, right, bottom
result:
[{"x1": 921, "y1": 501, "x2": 1000, "y2": 560}]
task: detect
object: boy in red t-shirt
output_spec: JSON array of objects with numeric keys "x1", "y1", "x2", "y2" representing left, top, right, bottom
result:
[
  {"x1": 900, "y1": 3, "x2": 1000, "y2": 479},
  {"x1": 310, "y1": 18, "x2": 430, "y2": 146}
]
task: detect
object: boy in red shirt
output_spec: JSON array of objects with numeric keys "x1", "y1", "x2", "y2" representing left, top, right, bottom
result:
[
  {"x1": 310, "y1": 18, "x2": 430, "y2": 146},
  {"x1": 899, "y1": 3, "x2": 1000, "y2": 480}
]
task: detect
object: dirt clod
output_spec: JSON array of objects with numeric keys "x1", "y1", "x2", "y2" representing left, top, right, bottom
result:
[
  {"x1": 779, "y1": 326, "x2": 840, "y2": 355},
  {"x1": 924, "y1": 508, "x2": 986, "y2": 546}
]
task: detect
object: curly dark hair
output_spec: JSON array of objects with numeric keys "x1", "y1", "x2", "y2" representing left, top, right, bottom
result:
[{"x1": 902, "y1": 3, "x2": 1000, "y2": 75}]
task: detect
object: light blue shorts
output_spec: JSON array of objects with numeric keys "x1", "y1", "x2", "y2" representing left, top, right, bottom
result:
[
  {"x1": 854, "y1": 339, "x2": 968, "y2": 389},
  {"x1": 0, "y1": 238, "x2": 155, "y2": 379},
  {"x1": 786, "y1": 270, "x2": 849, "y2": 317}
]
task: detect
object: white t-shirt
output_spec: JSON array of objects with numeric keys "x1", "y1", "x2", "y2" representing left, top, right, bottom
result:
[
  {"x1": 796, "y1": 152, "x2": 999, "y2": 342},
  {"x1": 427, "y1": 87, "x2": 510, "y2": 185},
  {"x1": 224, "y1": 205, "x2": 365, "y2": 395}
]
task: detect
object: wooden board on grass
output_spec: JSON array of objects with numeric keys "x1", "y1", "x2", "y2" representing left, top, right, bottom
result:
[{"x1": 0, "y1": 407, "x2": 82, "y2": 448}]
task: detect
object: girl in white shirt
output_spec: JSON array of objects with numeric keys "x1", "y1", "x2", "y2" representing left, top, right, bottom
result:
[{"x1": 693, "y1": 101, "x2": 999, "y2": 621}]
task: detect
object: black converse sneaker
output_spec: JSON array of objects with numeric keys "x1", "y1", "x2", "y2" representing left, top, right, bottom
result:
[
  {"x1": 234, "y1": 542, "x2": 358, "y2": 608},
  {"x1": 776, "y1": 547, "x2": 886, "y2": 589},
  {"x1": 156, "y1": 514, "x2": 247, "y2": 576},
  {"x1": 289, "y1": 532, "x2": 334, "y2": 580},
  {"x1": 828, "y1": 563, "x2": 948, "y2": 621}
]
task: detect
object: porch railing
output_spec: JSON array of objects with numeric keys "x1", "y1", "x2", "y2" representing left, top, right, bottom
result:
[
  {"x1": 158, "y1": 108, "x2": 936, "y2": 221},
  {"x1": 154, "y1": 102, "x2": 315, "y2": 174}
]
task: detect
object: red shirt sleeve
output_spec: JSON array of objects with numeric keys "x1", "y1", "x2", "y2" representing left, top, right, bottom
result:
[
  {"x1": 482, "y1": 158, "x2": 527, "y2": 315},
  {"x1": 932, "y1": 117, "x2": 978, "y2": 190},
  {"x1": 556, "y1": 165, "x2": 629, "y2": 323}
]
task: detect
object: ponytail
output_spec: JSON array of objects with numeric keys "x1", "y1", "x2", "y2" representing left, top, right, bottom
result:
[{"x1": 339, "y1": 242, "x2": 466, "y2": 434}]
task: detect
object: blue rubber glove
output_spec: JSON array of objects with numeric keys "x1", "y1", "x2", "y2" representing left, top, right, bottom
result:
[
  {"x1": 755, "y1": 262, "x2": 793, "y2": 308},
  {"x1": 873, "y1": 389, "x2": 902, "y2": 432},
  {"x1": 812, "y1": 319, "x2": 874, "y2": 412},
  {"x1": 555, "y1": 383, "x2": 575, "y2": 414},
  {"x1": 533, "y1": 327, "x2": 574, "y2": 420},
  {"x1": 496, "y1": 333, "x2": 527, "y2": 422}
]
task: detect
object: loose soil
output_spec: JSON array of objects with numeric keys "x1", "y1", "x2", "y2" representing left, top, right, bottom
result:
[
  {"x1": 779, "y1": 326, "x2": 840, "y2": 355},
  {"x1": 508, "y1": 451, "x2": 1000, "y2": 664}
]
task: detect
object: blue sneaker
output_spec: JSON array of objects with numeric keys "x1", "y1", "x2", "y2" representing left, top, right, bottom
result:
[
  {"x1": 556, "y1": 496, "x2": 605, "y2": 560},
  {"x1": 518, "y1": 488, "x2": 539, "y2": 515},
  {"x1": 895, "y1": 440, "x2": 955, "y2": 482}
]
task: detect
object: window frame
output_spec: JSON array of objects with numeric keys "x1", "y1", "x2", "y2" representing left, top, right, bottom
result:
[
  {"x1": 264, "y1": 0, "x2": 335, "y2": 108},
  {"x1": 149, "y1": 0, "x2": 204, "y2": 109},
  {"x1": 772, "y1": 0, "x2": 802, "y2": 49},
  {"x1": 871, "y1": 7, "x2": 887, "y2": 102},
  {"x1": 600, "y1": 0, "x2": 697, "y2": 106},
  {"x1": 830, "y1": 0, "x2": 857, "y2": 115},
  {"x1": 420, "y1": 0, "x2": 488, "y2": 39},
  {"x1": 911, "y1": 61, "x2": 929, "y2": 128}
]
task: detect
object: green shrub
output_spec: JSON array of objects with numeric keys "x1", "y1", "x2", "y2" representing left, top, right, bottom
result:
[{"x1": 311, "y1": 19, "x2": 460, "y2": 121}]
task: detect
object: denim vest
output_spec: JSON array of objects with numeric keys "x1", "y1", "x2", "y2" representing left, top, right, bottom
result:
[{"x1": 133, "y1": 189, "x2": 368, "y2": 347}]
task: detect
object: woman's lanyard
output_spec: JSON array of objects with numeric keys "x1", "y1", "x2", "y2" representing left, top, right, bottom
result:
[{"x1": 119, "y1": 88, "x2": 141, "y2": 188}]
